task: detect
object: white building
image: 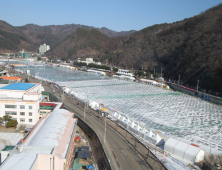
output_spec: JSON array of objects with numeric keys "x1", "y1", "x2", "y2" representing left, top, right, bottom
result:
[
  {"x1": 117, "y1": 69, "x2": 134, "y2": 77},
  {"x1": 0, "y1": 102, "x2": 78, "y2": 170},
  {"x1": 77, "y1": 57, "x2": 101, "y2": 65},
  {"x1": 39, "y1": 43, "x2": 50, "y2": 55},
  {"x1": 0, "y1": 83, "x2": 42, "y2": 125}
]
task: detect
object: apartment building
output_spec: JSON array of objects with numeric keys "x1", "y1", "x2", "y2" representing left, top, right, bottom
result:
[{"x1": 0, "y1": 83, "x2": 42, "y2": 125}]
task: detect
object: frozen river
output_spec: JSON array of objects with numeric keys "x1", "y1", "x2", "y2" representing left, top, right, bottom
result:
[{"x1": 12, "y1": 63, "x2": 222, "y2": 154}]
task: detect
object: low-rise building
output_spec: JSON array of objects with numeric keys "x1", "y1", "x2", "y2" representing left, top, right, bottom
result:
[
  {"x1": 0, "y1": 76, "x2": 22, "y2": 83},
  {"x1": 0, "y1": 83, "x2": 42, "y2": 125},
  {"x1": 0, "y1": 102, "x2": 78, "y2": 170}
]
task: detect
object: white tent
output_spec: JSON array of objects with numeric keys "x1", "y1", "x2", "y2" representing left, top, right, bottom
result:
[
  {"x1": 155, "y1": 134, "x2": 165, "y2": 146},
  {"x1": 122, "y1": 116, "x2": 126, "y2": 122},
  {"x1": 113, "y1": 112, "x2": 118, "y2": 117},
  {"x1": 184, "y1": 145, "x2": 204, "y2": 163},
  {"x1": 148, "y1": 131, "x2": 155, "y2": 138},
  {"x1": 137, "y1": 124, "x2": 142, "y2": 131},
  {"x1": 174, "y1": 141, "x2": 189, "y2": 159},
  {"x1": 118, "y1": 114, "x2": 122, "y2": 119},
  {"x1": 126, "y1": 118, "x2": 131, "y2": 124},
  {"x1": 131, "y1": 121, "x2": 136, "y2": 128},
  {"x1": 164, "y1": 138, "x2": 179, "y2": 154},
  {"x1": 164, "y1": 138, "x2": 205, "y2": 163},
  {"x1": 141, "y1": 127, "x2": 148, "y2": 134},
  {"x1": 90, "y1": 102, "x2": 100, "y2": 110}
]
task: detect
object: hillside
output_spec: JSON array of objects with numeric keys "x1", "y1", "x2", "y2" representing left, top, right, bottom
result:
[
  {"x1": 17, "y1": 24, "x2": 136, "y2": 48},
  {"x1": 51, "y1": 4, "x2": 221, "y2": 92},
  {"x1": 47, "y1": 28, "x2": 111, "y2": 61},
  {"x1": 0, "y1": 21, "x2": 37, "y2": 52}
]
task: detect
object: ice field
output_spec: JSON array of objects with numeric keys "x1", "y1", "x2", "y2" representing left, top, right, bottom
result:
[{"x1": 15, "y1": 65, "x2": 222, "y2": 153}]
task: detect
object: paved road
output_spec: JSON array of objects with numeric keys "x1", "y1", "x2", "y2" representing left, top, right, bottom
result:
[
  {"x1": 54, "y1": 88, "x2": 153, "y2": 170},
  {"x1": 18, "y1": 73, "x2": 165, "y2": 170}
]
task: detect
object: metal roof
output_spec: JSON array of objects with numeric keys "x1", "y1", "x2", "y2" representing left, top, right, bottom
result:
[{"x1": 0, "y1": 83, "x2": 36, "y2": 91}]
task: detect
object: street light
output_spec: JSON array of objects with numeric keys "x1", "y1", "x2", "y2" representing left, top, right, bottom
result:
[{"x1": 104, "y1": 116, "x2": 106, "y2": 144}]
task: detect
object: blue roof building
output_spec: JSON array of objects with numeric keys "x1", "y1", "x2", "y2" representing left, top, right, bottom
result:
[{"x1": 0, "y1": 83, "x2": 36, "y2": 91}]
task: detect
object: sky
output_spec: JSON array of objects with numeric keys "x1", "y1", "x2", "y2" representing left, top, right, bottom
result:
[{"x1": 0, "y1": 0, "x2": 221, "y2": 32}]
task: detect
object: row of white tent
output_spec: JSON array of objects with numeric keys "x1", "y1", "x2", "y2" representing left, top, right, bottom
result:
[
  {"x1": 111, "y1": 111, "x2": 165, "y2": 146},
  {"x1": 165, "y1": 138, "x2": 205, "y2": 163},
  {"x1": 111, "y1": 111, "x2": 204, "y2": 163},
  {"x1": 87, "y1": 69, "x2": 106, "y2": 76},
  {"x1": 113, "y1": 75, "x2": 135, "y2": 81}
]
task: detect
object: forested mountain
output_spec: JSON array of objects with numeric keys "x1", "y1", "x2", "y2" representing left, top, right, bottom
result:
[
  {"x1": 0, "y1": 4, "x2": 222, "y2": 92},
  {"x1": 46, "y1": 28, "x2": 111, "y2": 61},
  {"x1": 17, "y1": 24, "x2": 136, "y2": 48},
  {"x1": 0, "y1": 21, "x2": 37, "y2": 52},
  {"x1": 47, "y1": 4, "x2": 222, "y2": 92}
]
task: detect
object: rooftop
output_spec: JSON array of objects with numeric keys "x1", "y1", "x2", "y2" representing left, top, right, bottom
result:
[
  {"x1": 0, "y1": 76, "x2": 22, "y2": 80},
  {"x1": 24, "y1": 104, "x2": 76, "y2": 159},
  {"x1": 0, "y1": 83, "x2": 36, "y2": 91}
]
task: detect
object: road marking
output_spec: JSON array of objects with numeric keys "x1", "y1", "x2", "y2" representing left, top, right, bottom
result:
[{"x1": 121, "y1": 154, "x2": 125, "y2": 160}]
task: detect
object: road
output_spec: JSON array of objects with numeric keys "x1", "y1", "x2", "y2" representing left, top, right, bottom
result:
[
  {"x1": 52, "y1": 86, "x2": 153, "y2": 170},
  {"x1": 19, "y1": 73, "x2": 165, "y2": 170}
]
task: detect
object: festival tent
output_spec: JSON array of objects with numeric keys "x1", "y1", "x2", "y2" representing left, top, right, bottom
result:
[
  {"x1": 155, "y1": 134, "x2": 165, "y2": 146},
  {"x1": 173, "y1": 141, "x2": 189, "y2": 159},
  {"x1": 131, "y1": 121, "x2": 136, "y2": 128},
  {"x1": 113, "y1": 112, "x2": 118, "y2": 117},
  {"x1": 118, "y1": 114, "x2": 122, "y2": 119},
  {"x1": 90, "y1": 102, "x2": 99, "y2": 110},
  {"x1": 164, "y1": 138, "x2": 205, "y2": 163},
  {"x1": 148, "y1": 130, "x2": 155, "y2": 138},
  {"x1": 137, "y1": 124, "x2": 142, "y2": 131},
  {"x1": 164, "y1": 138, "x2": 179, "y2": 154},
  {"x1": 126, "y1": 118, "x2": 131, "y2": 124},
  {"x1": 183, "y1": 145, "x2": 205, "y2": 163},
  {"x1": 122, "y1": 116, "x2": 126, "y2": 122},
  {"x1": 141, "y1": 127, "x2": 148, "y2": 134}
]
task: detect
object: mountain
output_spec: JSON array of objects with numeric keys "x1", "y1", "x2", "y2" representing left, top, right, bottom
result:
[
  {"x1": 46, "y1": 28, "x2": 111, "y2": 61},
  {"x1": 109, "y1": 4, "x2": 222, "y2": 92},
  {"x1": 0, "y1": 21, "x2": 37, "y2": 52},
  {"x1": 17, "y1": 24, "x2": 136, "y2": 48},
  {"x1": 47, "y1": 4, "x2": 222, "y2": 92},
  {"x1": 1, "y1": 4, "x2": 222, "y2": 92}
]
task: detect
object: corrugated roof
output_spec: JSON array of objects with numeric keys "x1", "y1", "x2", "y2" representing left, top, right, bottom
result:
[
  {"x1": 0, "y1": 83, "x2": 36, "y2": 90},
  {"x1": 1, "y1": 76, "x2": 22, "y2": 80},
  {"x1": 25, "y1": 108, "x2": 76, "y2": 159}
]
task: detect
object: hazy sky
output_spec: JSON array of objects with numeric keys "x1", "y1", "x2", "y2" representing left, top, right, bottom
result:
[{"x1": 1, "y1": 0, "x2": 221, "y2": 32}]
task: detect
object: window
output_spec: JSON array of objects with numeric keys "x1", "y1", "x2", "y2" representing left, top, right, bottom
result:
[
  {"x1": 20, "y1": 105, "x2": 25, "y2": 109},
  {"x1": 5, "y1": 111, "x2": 17, "y2": 115},
  {"x1": 29, "y1": 106, "x2": 33, "y2": 109},
  {"x1": 29, "y1": 119, "x2": 32, "y2": 122},
  {"x1": 5, "y1": 105, "x2": 17, "y2": 109},
  {"x1": 20, "y1": 112, "x2": 25, "y2": 116},
  {"x1": 20, "y1": 118, "x2": 25, "y2": 122},
  {"x1": 29, "y1": 112, "x2": 32, "y2": 116}
]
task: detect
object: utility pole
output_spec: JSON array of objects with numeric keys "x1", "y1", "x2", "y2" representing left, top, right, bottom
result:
[
  {"x1": 84, "y1": 98, "x2": 86, "y2": 120},
  {"x1": 178, "y1": 75, "x2": 180, "y2": 86},
  {"x1": 161, "y1": 68, "x2": 163, "y2": 78},
  {"x1": 104, "y1": 117, "x2": 106, "y2": 144},
  {"x1": 197, "y1": 79, "x2": 199, "y2": 92},
  {"x1": 62, "y1": 87, "x2": 64, "y2": 103}
]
